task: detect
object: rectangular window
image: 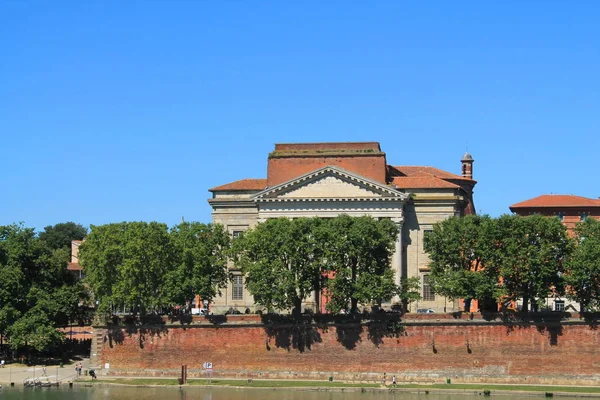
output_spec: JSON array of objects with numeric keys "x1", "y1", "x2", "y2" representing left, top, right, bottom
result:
[
  {"x1": 422, "y1": 275, "x2": 435, "y2": 301},
  {"x1": 554, "y1": 300, "x2": 565, "y2": 312},
  {"x1": 232, "y1": 231, "x2": 243, "y2": 239},
  {"x1": 232, "y1": 276, "x2": 244, "y2": 300}
]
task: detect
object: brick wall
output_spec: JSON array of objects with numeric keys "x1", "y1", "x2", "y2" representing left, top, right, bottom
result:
[
  {"x1": 267, "y1": 156, "x2": 388, "y2": 186},
  {"x1": 266, "y1": 142, "x2": 388, "y2": 186},
  {"x1": 97, "y1": 315, "x2": 600, "y2": 384}
]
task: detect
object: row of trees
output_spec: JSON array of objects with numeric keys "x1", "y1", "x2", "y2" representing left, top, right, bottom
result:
[
  {"x1": 0, "y1": 222, "x2": 88, "y2": 353},
  {"x1": 423, "y1": 214, "x2": 600, "y2": 312},
  {"x1": 79, "y1": 216, "x2": 420, "y2": 318},
  {"x1": 6, "y1": 213, "x2": 594, "y2": 354},
  {"x1": 79, "y1": 221, "x2": 230, "y2": 317},
  {"x1": 232, "y1": 215, "x2": 420, "y2": 315}
]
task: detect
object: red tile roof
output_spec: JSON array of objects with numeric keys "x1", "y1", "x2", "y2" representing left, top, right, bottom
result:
[
  {"x1": 391, "y1": 166, "x2": 471, "y2": 181},
  {"x1": 210, "y1": 179, "x2": 267, "y2": 192},
  {"x1": 211, "y1": 165, "x2": 471, "y2": 192},
  {"x1": 67, "y1": 262, "x2": 82, "y2": 271},
  {"x1": 391, "y1": 175, "x2": 460, "y2": 189},
  {"x1": 510, "y1": 194, "x2": 600, "y2": 209},
  {"x1": 389, "y1": 165, "x2": 473, "y2": 189}
]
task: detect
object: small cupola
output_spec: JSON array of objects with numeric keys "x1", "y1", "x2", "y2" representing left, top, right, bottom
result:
[{"x1": 461, "y1": 152, "x2": 474, "y2": 179}]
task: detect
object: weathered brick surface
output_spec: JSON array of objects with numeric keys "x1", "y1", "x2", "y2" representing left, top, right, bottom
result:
[
  {"x1": 98, "y1": 316, "x2": 600, "y2": 384},
  {"x1": 267, "y1": 156, "x2": 388, "y2": 187}
]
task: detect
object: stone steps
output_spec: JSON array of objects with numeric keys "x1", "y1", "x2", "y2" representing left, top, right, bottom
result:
[{"x1": 89, "y1": 329, "x2": 106, "y2": 370}]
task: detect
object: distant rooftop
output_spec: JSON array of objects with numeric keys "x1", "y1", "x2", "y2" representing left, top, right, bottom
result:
[{"x1": 510, "y1": 194, "x2": 600, "y2": 209}]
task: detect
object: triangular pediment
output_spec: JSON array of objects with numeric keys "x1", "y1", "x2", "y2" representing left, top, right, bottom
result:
[{"x1": 253, "y1": 166, "x2": 408, "y2": 201}]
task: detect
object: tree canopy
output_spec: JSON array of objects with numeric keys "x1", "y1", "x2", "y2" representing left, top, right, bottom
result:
[
  {"x1": 38, "y1": 222, "x2": 87, "y2": 250},
  {"x1": 423, "y1": 215, "x2": 499, "y2": 311},
  {"x1": 231, "y1": 215, "x2": 402, "y2": 315},
  {"x1": 324, "y1": 215, "x2": 399, "y2": 313},
  {"x1": 565, "y1": 217, "x2": 600, "y2": 312},
  {"x1": 0, "y1": 223, "x2": 87, "y2": 353},
  {"x1": 424, "y1": 214, "x2": 575, "y2": 312},
  {"x1": 232, "y1": 218, "x2": 325, "y2": 315},
  {"x1": 80, "y1": 221, "x2": 231, "y2": 318},
  {"x1": 165, "y1": 222, "x2": 230, "y2": 308},
  {"x1": 493, "y1": 214, "x2": 572, "y2": 312},
  {"x1": 79, "y1": 222, "x2": 175, "y2": 316}
]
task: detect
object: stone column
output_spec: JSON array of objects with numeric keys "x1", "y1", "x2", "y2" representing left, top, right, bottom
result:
[{"x1": 391, "y1": 217, "x2": 404, "y2": 302}]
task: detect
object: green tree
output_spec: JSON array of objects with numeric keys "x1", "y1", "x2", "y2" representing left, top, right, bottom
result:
[
  {"x1": 324, "y1": 215, "x2": 398, "y2": 314},
  {"x1": 423, "y1": 215, "x2": 499, "y2": 312},
  {"x1": 38, "y1": 222, "x2": 87, "y2": 250},
  {"x1": 493, "y1": 214, "x2": 573, "y2": 312},
  {"x1": 79, "y1": 222, "x2": 175, "y2": 317},
  {"x1": 565, "y1": 218, "x2": 600, "y2": 312},
  {"x1": 0, "y1": 224, "x2": 28, "y2": 343},
  {"x1": 398, "y1": 277, "x2": 422, "y2": 310},
  {"x1": 0, "y1": 223, "x2": 86, "y2": 353},
  {"x1": 232, "y1": 218, "x2": 325, "y2": 315},
  {"x1": 7, "y1": 313, "x2": 64, "y2": 352},
  {"x1": 165, "y1": 222, "x2": 229, "y2": 310}
]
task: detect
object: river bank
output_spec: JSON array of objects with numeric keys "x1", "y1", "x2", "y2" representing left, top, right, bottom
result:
[{"x1": 69, "y1": 377, "x2": 600, "y2": 397}]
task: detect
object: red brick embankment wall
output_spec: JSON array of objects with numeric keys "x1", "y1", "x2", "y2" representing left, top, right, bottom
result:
[{"x1": 96, "y1": 314, "x2": 600, "y2": 385}]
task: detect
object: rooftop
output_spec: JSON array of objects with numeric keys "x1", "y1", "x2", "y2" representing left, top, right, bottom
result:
[
  {"x1": 270, "y1": 142, "x2": 384, "y2": 158},
  {"x1": 209, "y1": 178, "x2": 268, "y2": 192},
  {"x1": 510, "y1": 194, "x2": 600, "y2": 209}
]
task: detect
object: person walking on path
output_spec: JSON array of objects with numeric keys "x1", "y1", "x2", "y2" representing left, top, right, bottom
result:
[
  {"x1": 42, "y1": 365, "x2": 46, "y2": 376},
  {"x1": 392, "y1": 375, "x2": 396, "y2": 386}
]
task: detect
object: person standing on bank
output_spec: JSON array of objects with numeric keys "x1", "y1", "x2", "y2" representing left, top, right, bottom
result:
[{"x1": 392, "y1": 375, "x2": 396, "y2": 385}]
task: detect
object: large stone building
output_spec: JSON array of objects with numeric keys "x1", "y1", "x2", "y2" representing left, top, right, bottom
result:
[{"x1": 208, "y1": 142, "x2": 476, "y2": 313}]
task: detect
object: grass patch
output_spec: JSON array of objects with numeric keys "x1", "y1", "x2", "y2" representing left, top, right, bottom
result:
[
  {"x1": 90, "y1": 379, "x2": 600, "y2": 393},
  {"x1": 395, "y1": 383, "x2": 600, "y2": 394},
  {"x1": 97, "y1": 378, "x2": 379, "y2": 388}
]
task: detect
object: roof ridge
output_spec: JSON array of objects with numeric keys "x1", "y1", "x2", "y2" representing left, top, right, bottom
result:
[{"x1": 510, "y1": 194, "x2": 600, "y2": 208}]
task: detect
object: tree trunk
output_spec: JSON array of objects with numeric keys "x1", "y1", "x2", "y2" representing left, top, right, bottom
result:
[
  {"x1": 350, "y1": 263, "x2": 358, "y2": 313},
  {"x1": 292, "y1": 297, "x2": 302, "y2": 317},
  {"x1": 350, "y1": 298, "x2": 358, "y2": 314},
  {"x1": 314, "y1": 277, "x2": 321, "y2": 314},
  {"x1": 464, "y1": 298, "x2": 472, "y2": 313},
  {"x1": 522, "y1": 295, "x2": 529, "y2": 313}
]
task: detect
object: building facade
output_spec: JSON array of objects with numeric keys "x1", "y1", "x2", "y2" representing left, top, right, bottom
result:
[
  {"x1": 67, "y1": 240, "x2": 84, "y2": 279},
  {"x1": 510, "y1": 194, "x2": 600, "y2": 233},
  {"x1": 208, "y1": 142, "x2": 477, "y2": 314}
]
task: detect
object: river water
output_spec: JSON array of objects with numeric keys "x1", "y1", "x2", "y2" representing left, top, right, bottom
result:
[{"x1": 0, "y1": 386, "x2": 586, "y2": 400}]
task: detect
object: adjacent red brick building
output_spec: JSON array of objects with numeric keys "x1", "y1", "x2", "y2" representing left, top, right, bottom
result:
[
  {"x1": 510, "y1": 194, "x2": 600, "y2": 232},
  {"x1": 510, "y1": 194, "x2": 600, "y2": 312}
]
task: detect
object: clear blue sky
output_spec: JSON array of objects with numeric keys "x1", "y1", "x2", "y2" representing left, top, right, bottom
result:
[{"x1": 2, "y1": 1, "x2": 599, "y2": 231}]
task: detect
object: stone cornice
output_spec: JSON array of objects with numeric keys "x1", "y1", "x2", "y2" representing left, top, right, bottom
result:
[
  {"x1": 253, "y1": 166, "x2": 408, "y2": 201},
  {"x1": 207, "y1": 198, "x2": 257, "y2": 208},
  {"x1": 255, "y1": 197, "x2": 403, "y2": 203}
]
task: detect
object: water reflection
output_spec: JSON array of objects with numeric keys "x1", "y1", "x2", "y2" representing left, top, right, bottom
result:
[{"x1": 0, "y1": 386, "x2": 587, "y2": 400}]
